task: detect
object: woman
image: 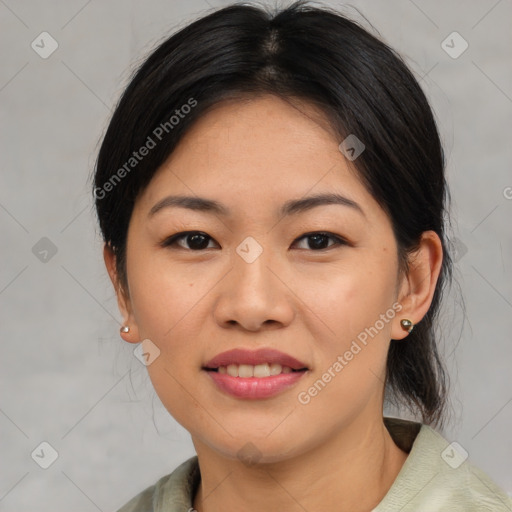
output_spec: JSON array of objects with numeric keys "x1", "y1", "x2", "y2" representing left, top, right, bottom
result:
[{"x1": 93, "y1": 2, "x2": 511, "y2": 510}]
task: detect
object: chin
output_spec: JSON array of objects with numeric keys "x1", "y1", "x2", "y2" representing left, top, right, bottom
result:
[{"x1": 194, "y1": 427, "x2": 312, "y2": 466}]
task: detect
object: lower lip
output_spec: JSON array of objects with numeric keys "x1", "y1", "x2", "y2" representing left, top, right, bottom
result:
[{"x1": 204, "y1": 370, "x2": 307, "y2": 399}]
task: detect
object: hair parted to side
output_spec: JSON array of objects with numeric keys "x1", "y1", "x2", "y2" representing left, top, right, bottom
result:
[{"x1": 92, "y1": 0, "x2": 453, "y2": 427}]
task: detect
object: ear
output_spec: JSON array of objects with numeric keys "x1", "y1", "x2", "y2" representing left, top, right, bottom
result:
[
  {"x1": 103, "y1": 243, "x2": 140, "y2": 344},
  {"x1": 391, "y1": 231, "x2": 443, "y2": 340}
]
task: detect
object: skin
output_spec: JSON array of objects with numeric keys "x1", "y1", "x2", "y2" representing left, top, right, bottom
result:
[{"x1": 104, "y1": 94, "x2": 443, "y2": 511}]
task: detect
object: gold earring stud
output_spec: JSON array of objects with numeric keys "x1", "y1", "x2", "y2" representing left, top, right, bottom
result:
[
  {"x1": 400, "y1": 319, "x2": 414, "y2": 333},
  {"x1": 120, "y1": 325, "x2": 130, "y2": 333}
]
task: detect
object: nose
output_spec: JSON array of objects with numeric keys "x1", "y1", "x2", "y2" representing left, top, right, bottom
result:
[{"x1": 213, "y1": 247, "x2": 295, "y2": 332}]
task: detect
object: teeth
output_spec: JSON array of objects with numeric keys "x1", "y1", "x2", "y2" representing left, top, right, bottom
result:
[
  {"x1": 238, "y1": 364, "x2": 253, "y2": 378},
  {"x1": 218, "y1": 363, "x2": 297, "y2": 377}
]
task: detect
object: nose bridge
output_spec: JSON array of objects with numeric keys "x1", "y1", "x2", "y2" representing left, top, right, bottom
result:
[
  {"x1": 235, "y1": 233, "x2": 266, "y2": 264},
  {"x1": 213, "y1": 236, "x2": 293, "y2": 330},
  {"x1": 232, "y1": 236, "x2": 275, "y2": 300}
]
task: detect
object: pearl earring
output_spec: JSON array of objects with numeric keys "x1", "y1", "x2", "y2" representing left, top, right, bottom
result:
[
  {"x1": 400, "y1": 319, "x2": 414, "y2": 333},
  {"x1": 120, "y1": 325, "x2": 130, "y2": 333}
]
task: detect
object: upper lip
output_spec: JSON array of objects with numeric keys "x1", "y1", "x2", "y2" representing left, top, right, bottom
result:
[{"x1": 203, "y1": 348, "x2": 308, "y2": 370}]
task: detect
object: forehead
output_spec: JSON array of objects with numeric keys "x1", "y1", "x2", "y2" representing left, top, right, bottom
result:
[
  {"x1": 172, "y1": 94, "x2": 341, "y2": 171},
  {"x1": 135, "y1": 95, "x2": 383, "y2": 224}
]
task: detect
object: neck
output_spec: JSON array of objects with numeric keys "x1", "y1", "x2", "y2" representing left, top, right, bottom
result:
[{"x1": 192, "y1": 414, "x2": 408, "y2": 512}]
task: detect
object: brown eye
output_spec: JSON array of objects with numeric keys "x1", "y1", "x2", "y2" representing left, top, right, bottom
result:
[
  {"x1": 293, "y1": 232, "x2": 347, "y2": 251},
  {"x1": 162, "y1": 231, "x2": 218, "y2": 250}
]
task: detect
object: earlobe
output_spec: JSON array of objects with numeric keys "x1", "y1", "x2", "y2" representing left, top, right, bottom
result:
[
  {"x1": 103, "y1": 243, "x2": 140, "y2": 344},
  {"x1": 119, "y1": 324, "x2": 140, "y2": 344},
  {"x1": 391, "y1": 231, "x2": 443, "y2": 340}
]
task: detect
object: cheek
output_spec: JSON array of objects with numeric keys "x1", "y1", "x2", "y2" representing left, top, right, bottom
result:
[
  {"x1": 127, "y1": 248, "x2": 205, "y2": 341},
  {"x1": 293, "y1": 251, "x2": 399, "y2": 407},
  {"x1": 126, "y1": 256, "x2": 205, "y2": 426},
  {"x1": 297, "y1": 254, "x2": 397, "y2": 339},
  {"x1": 293, "y1": 268, "x2": 396, "y2": 421}
]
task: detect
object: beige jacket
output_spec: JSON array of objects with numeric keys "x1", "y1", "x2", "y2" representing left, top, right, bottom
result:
[{"x1": 117, "y1": 417, "x2": 512, "y2": 511}]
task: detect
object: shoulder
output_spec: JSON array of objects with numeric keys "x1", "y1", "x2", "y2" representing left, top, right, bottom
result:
[
  {"x1": 115, "y1": 456, "x2": 200, "y2": 512},
  {"x1": 375, "y1": 418, "x2": 512, "y2": 511}
]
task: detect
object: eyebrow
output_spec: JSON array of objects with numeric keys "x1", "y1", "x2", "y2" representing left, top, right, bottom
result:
[{"x1": 148, "y1": 192, "x2": 365, "y2": 219}]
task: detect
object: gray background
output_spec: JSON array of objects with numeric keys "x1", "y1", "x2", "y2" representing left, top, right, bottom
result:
[{"x1": 1, "y1": 0, "x2": 511, "y2": 510}]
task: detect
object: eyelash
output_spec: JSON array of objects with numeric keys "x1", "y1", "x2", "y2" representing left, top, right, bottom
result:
[{"x1": 160, "y1": 231, "x2": 349, "y2": 252}]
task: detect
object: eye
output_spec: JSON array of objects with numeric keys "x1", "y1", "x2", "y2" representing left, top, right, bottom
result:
[
  {"x1": 161, "y1": 230, "x2": 348, "y2": 252},
  {"x1": 161, "y1": 231, "x2": 219, "y2": 251},
  {"x1": 292, "y1": 232, "x2": 348, "y2": 251}
]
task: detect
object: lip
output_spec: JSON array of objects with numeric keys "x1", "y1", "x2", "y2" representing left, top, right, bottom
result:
[
  {"x1": 203, "y1": 348, "x2": 308, "y2": 370},
  {"x1": 205, "y1": 370, "x2": 307, "y2": 399}
]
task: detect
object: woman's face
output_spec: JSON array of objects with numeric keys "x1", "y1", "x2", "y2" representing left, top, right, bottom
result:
[{"x1": 119, "y1": 95, "x2": 410, "y2": 462}]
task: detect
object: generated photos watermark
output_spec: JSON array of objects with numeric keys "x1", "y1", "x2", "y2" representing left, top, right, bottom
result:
[
  {"x1": 297, "y1": 301, "x2": 403, "y2": 405},
  {"x1": 94, "y1": 97, "x2": 197, "y2": 200}
]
